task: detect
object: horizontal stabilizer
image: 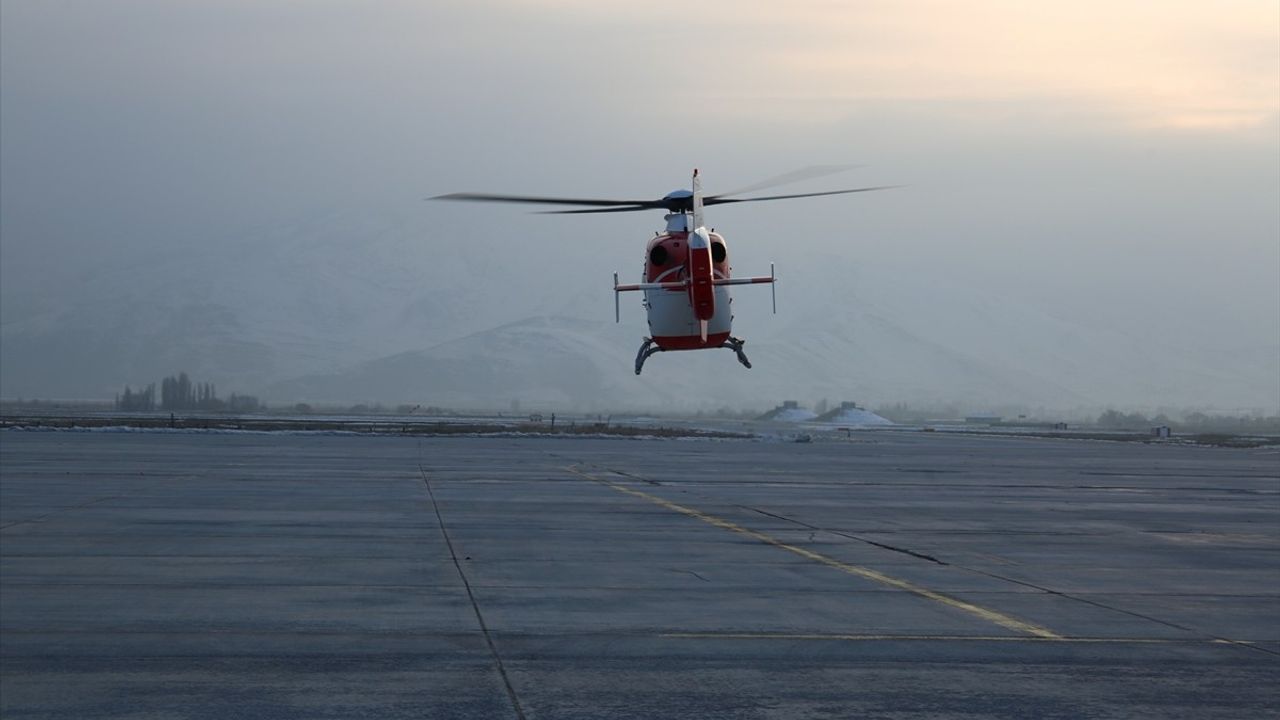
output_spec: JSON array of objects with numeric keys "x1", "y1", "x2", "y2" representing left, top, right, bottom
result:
[
  {"x1": 615, "y1": 274, "x2": 689, "y2": 322},
  {"x1": 614, "y1": 280, "x2": 689, "y2": 292},
  {"x1": 712, "y1": 263, "x2": 776, "y2": 313},
  {"x1": 711, "y1": 276, "x2": 774, "y2": 287}
]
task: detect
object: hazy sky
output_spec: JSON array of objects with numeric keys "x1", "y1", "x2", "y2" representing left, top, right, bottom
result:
[{"x1": 2, "y1": 0, "x2": 1277, "y2": 406}]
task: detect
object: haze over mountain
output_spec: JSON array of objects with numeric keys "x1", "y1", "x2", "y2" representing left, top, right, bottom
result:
[
  {"x1": 3, "y1": 204, "x2": 1273, "y2": 415},
  {"x1": 2, "y1": 1, "x2": 1276, "y2": 415}
]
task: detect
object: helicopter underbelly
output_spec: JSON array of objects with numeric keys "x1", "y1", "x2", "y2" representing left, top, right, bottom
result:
[{"x1": 645, "y1": 286, "x2": 732, "y2": 349}]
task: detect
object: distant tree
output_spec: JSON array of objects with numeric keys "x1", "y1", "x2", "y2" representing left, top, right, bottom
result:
[
  {"x1": 116, "y1": 383, "x2": 156, "y2": 411},
  {"x1": 160, "y1": 372, "x2": 204, "y2": 410},
  {"x1": 1097, "y1": 409, "x2": 1152, "y2": 429},
  {"x1": 193, "y1": 382, "x2": 224, "y2": 411}
]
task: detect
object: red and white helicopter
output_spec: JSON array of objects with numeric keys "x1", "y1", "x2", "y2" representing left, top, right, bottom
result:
[{"x1": 434, "y1": 168, "x2": 890, "y2": 374}]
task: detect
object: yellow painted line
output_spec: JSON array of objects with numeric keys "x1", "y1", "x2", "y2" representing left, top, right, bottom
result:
[{"x1": 567, "y1": 466, "x2": 1061, "y2": 639}]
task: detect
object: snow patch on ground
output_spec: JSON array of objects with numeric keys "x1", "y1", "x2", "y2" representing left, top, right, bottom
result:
[{"x1": 1, "y1": 425, "x2": 746, "y2": 442}]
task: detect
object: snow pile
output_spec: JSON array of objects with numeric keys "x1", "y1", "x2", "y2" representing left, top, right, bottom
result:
[{"x1": 820, "y1": 407, "x2": 893, "y2": 426}]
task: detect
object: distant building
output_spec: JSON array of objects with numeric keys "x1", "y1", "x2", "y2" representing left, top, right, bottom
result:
[
  {"x1": 756, "y1": 401, "x2": 816, "y2": 422},
  {"x1": 1152, "y1": 425, "x2": 1172, "y2": 439}
]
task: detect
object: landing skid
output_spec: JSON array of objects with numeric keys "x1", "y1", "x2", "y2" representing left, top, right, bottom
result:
[
  {"x1": 722, "y1": 335, "x2": 752, "y2": 369},
  {"x1": 634, "y1": 338, "x2": 661, "y2": 375},
  {"x1": 633, "y1": 336, "x2": 753, "y2": 375}
]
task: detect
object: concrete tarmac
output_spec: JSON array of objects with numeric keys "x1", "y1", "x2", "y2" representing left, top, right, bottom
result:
[{"x1": 1, "y1": 430, "x2": 1277, "y2": 718}]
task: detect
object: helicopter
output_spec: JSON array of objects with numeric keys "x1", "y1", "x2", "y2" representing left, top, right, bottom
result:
[{"x1": 433, "y1": 168, "x2": 892, "y2": 374}]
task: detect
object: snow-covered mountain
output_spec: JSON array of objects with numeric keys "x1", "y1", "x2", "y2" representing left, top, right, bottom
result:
[
  {"x1": 756, "y1": 255, "x2": 1280, "y2": 412},
  {"x1": 3, "y1": 212, "x2": 1276, "y2": 414},
  {"x1": 262, "y1": 307, "x2": 1277, "y2": 413},
  {"x1": 1, "y1": 208, "x2": 560, "y2": 398},
  {"x1": 263, "y1": 311, "x2": 1063, "y2": 411}
]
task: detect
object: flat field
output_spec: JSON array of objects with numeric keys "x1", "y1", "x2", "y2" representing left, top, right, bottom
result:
[{"x1": 1, "y1": 430, "x2": 1277, "y2": 719}]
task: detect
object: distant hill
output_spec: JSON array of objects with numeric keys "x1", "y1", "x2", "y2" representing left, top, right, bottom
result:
[
  {"x1": 3, "y1": 212, "x2": 1275, "y2": 413},
  {"x1": 265, "y1": 316, "x2": 648, "y2": 410},
  {"x1": 261, "y1": 309, "x2": 1075, "y2": 411},
  {"x1": 259, "y1": 304, "x2": 1236, "y2": 413}
]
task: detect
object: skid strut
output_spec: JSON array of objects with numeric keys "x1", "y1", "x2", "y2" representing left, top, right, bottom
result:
[
  {"x1": 634, "y1": 336, "x2": 753, "y2": 375},
  {"x1": 721, "y1": 335, "x2": 752, "y2": 369},
  {"x1": 635, "y1": 338, "x2": 663, "y2": 375}
]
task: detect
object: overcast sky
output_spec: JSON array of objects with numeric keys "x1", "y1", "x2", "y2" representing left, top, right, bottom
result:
[{"x1": 2, "y1": 0, "x2": 1277, "y2": 405}]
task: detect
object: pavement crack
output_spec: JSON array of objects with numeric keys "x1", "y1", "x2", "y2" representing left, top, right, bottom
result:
[
  {"x1": 844, "y1": 535, "x2": 949, "y2": 565},
  {"x1": 608, "y1": 468, "x2": 663, "y2": 485},
  {"x1": 957, "y1": 565, "x2": 1280, "y2": 658},
  {"x1": 419, "y1": 465, "x2": 528, "y2": 720},
  {"x1": 0, "y1": 495, "x2": 121, "y2": 532},
  {"x1": 743, "y1": 506, "x2": 948, "y2": 565}
]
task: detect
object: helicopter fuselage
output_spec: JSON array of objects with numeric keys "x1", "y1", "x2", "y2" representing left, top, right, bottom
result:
[
  {"x1": 641, "y1": 229, "x2": 733, "y2": 350},
  {"x1": 614, "y1": 205, "x2": 774, "y2": 373}
]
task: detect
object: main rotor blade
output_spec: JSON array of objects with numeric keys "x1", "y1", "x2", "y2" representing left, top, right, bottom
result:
[
  {"x1": 705, "y1": 185, "x2": 900, "y2": 206},
  {"x1": 538, "y1": 205, "x2": 657, "y2": 215},
  {"x1": 431, "y1": 192, "x2": 664, "y2": 209},
  {"x1": 712, "y1": 164, "x2": 861, "y2": 199}
]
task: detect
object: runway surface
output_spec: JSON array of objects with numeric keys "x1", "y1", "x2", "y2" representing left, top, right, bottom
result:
[{"x1": 1, "y1": 430, "x2": 1277, "y2": 718}]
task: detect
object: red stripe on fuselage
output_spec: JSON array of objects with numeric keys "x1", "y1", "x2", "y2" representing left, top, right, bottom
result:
[{"x1": 688, "y1": 245, "x2": 714, "y2": 320}]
